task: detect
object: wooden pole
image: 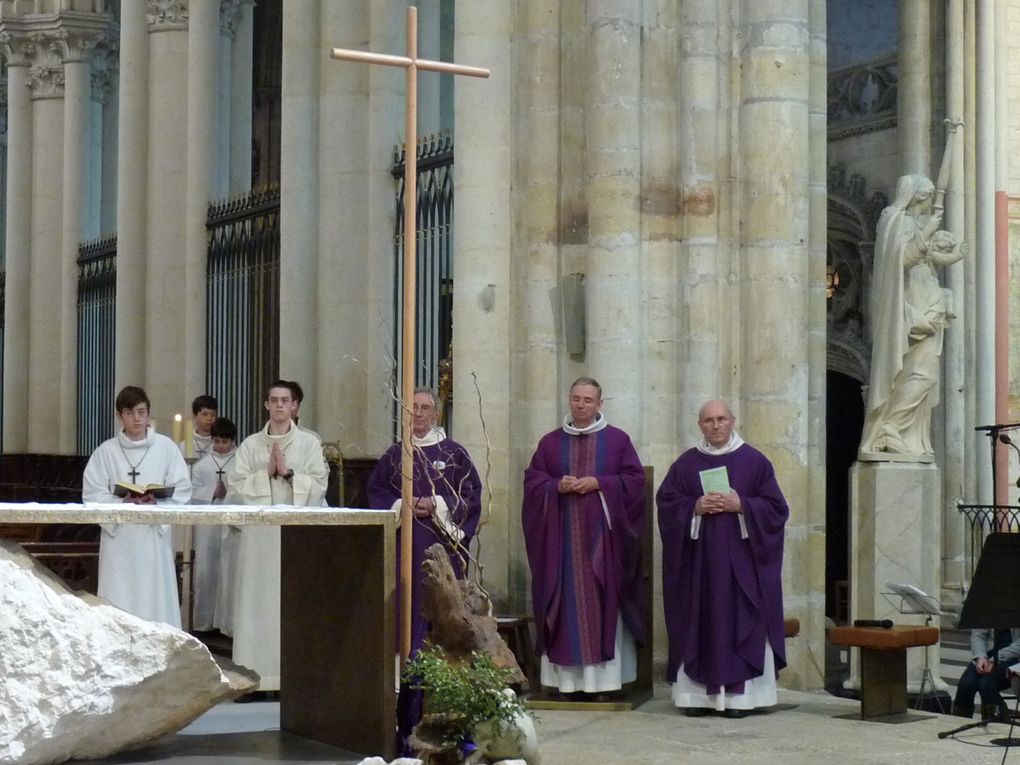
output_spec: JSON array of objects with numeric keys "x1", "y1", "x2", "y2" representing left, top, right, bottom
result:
[
  {"x1": 398, "y1": 6, "x2": 419, "y2": 664},
  {"x1": 329, "y1": 5, "x2": 489, "y2": 665}
]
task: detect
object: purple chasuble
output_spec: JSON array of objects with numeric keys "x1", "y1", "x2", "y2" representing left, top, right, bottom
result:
[
  {"x1": 367, "y1": 437, "x2": 482, "y2": 653},
  {"x1": 522, "y1": 424, "x2": 645, "y2": 667},
  {"x1": 656, "y1": 444, "x2": 788, "y2": 694}
]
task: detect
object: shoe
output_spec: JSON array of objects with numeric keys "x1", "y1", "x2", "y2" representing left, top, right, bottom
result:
[
  {"x1": 684, "y1": 707, "x2": 712, "y2": 717},
  {"x1": 723, "y1": 709, "x2": 749, "y2": 719}
]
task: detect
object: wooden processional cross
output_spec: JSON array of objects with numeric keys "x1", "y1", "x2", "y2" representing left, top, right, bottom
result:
[{"x1": 330, "y1": 7, "x2": 489, "y2": 663}]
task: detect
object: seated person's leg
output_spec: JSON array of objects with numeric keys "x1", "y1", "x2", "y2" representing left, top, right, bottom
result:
[{"x1": 953, "y1": 664, "x2": 981, "y2": 718}]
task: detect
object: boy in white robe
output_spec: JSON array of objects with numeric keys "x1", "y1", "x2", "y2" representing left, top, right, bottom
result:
[
  {"x1": 189, "y1": 417, "x2": 236, "y2": 632},
  {"x1": 227, "y1": 381, "x2": 328, "y2": 693},
  {"x1": 82, "y1": 386, "x2": 192, "y2": 628}
]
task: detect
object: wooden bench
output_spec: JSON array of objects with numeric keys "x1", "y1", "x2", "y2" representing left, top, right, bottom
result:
[{"x1": 828, "y1": 625, "x2": 939, "y2": 720}]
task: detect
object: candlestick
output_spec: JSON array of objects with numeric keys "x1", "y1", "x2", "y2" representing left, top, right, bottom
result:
[
  {"x1": 184, "y1": 418, "x2": 194, "y2": 459},
  {"x1": 172, "y1": 413, "x2": 183, "y2": 445}
]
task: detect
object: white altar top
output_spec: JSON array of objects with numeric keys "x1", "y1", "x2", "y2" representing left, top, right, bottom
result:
[{"x1": 0, "y1": 502, "x2": 399, "y2": 527}]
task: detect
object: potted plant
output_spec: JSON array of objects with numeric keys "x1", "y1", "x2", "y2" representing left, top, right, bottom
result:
[{"x1": 403, "y1": 642, "x2": 530, "y2": 764}]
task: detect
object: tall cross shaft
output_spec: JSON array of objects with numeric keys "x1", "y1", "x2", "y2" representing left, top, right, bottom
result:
[{"x1": 330, "y1": 7, "x2": 489, "y2": 663}]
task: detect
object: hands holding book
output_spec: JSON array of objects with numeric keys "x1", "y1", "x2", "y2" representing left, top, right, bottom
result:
[{"x1": 114, "y1": 481, "x2": 174, "y2": 503}]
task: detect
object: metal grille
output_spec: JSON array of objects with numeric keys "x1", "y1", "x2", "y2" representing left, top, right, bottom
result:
[
  {"x1": 76, "y1": 236, "x2": 117, "y2": 454},
  {"x1": 392, "y1": 133, "x2": 454, "y2": 430},
  {"x1": 206, "y1": 186, "x2": 280, "y2": 441},
  {"x1": 956, "y1": 503, "x2": 1020, "y2": 586}
]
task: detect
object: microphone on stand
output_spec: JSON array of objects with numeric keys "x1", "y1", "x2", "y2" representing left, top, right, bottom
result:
[{"x1": 938, "y1": 719, "x2": 989, "y2": 739}]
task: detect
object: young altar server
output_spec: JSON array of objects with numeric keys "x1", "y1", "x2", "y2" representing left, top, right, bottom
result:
[
  {"x1": 228, "y1": 381, "x2": 328, "y2": 693},
  {"x1": 182, "y1": 394, "x2": 218, "y2": 459},
  {"x1": 82, "y1": 385, "x2": 192, "y2": 628},
  {"x1": 189, "y1": 417, "x2": 237, "y2": 632}
]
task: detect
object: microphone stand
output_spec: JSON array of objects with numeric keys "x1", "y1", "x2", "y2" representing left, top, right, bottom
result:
[{"x1": 938, "y1": 718, "x2": 989, "y2": 739}]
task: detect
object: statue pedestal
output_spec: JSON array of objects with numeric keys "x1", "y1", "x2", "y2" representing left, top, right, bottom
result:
[{"x1": 847, "y1": 460, "x2": 946, "y2": 693}]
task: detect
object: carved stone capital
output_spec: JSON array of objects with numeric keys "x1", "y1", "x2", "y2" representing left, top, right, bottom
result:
[
  {"x1": 219, "y1": 0, "x2": 243, "y2": 39},
  {"x1": 90, "y1": 35, "x2": 119, "y2": 103},
  {"x1": 148, "y1": 0, "x2": 190, "y2": 31},
  {"x1": 0, "y1": 13, "x2": 115, "y2": 99}
]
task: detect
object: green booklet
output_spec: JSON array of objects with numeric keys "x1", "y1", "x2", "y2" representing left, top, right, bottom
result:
[{"x1": 698, "y1": 466, "x2": 731, "y2": 495}]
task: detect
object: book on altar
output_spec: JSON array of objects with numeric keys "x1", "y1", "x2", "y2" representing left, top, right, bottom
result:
[
  {"x1": 698, "y1": 466, "x2": 731, "y2": 495},
  {"x1": 113, "y1": 481, "x2": 175, "y2": 499}
]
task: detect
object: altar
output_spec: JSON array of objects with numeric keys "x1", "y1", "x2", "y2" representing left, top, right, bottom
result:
[{"x1": 0, "y1": 502, "x2": 397, "y2": 760}]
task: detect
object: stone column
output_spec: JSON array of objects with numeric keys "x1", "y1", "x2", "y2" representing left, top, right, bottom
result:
[
  {"x1": 115, "y1": 0, "x2": 149, "y2": 389},
  {"x1": 59, "y1": 33, "x2": 102, "y2": 452},
  {"x1": 806, "y1": 0, "x2": 829, "y2": 669},
  {"x1": 183, "y1": 0, "x2": 220, "y2": 406},
  {"x1": 279, "y1": 2, "x2": 320, "y2": 426},
  {"x1": 678, "y1": 0, "x2": 729, "y2": 435},
  {"x1": 228, "y1": 0, "x2": 254, "y2": 195},
  {"x1": 975, "y1": 0, "x2": 995, "y2": 502},
  {"x1": 583, "y1": 0, "x2": 642, "y2": 437},
  {"x1": 96, "y1": 38, "x2": 118, "y2": 235},
  {"x1": 898, "y1": 0, "x2": 931, "y2": 176},
  {"x1": 26, "y1": 66, "x2": 65, "y2": 452},
  {"x1": 737, "y1": 1, "x2": 820, "y2": 689},
  {"x1": 1, "y1": 37, "x2": 32, "y2": 451},
  {"x1": 453, "y1": 0, "x2": 513, "y2": 607},
  {"x1": 512, "y1": 0, "x2": 563, "y2": 609},
  {"x1": 942, "y1": 0, "x2": 967, "y2": 594},
  {"x1": 145, "y1": 4, "x2": 190, "y2": 415}
]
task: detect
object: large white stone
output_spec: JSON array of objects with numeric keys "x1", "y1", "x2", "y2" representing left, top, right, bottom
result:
[{"x1": 0, "y1": 540, "x2": 256, "y2": 765}]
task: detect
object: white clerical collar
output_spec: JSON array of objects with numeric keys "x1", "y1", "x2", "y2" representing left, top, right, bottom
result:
[
  {"x1": 117, "y1": 426, "x2": 154, "y2": 449},
  {"x1": 413, "y1": 426, "x2": 446, "y2": 447},
  {"x1": 562, "y1": 413, "x2": 608, "y2": 436},
  {"x1": 262, "y1": 420, "x2": 296, "y2": 446},
  {"x1": 696, "y1": 431, "x2": 745, "y2": 456}
]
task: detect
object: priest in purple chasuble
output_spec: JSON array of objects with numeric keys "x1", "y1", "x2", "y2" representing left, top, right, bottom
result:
[
  {"x1": 522, "y1": 377, "x2": 646, "y2": 695},
  {"x1": 656, "y1": 399, "x2": 789, "y2": 717},
  {"x1": 367, "y1": 388, "x2": 483, "y2": 653},
  {"x1": 368, "y1": 388, "x2": 482, "y2": 753}
]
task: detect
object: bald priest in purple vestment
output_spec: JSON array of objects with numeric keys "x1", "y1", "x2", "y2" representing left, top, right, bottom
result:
[
  {"x1": 367, "y1": 388, "x2": 483, "y2": 654},
  {"x1": 656, "y1": 399, "x2": 789, "y2": 718},
  {"x1": 523, "y1": 377, "x2": 646, "y2": 696}
]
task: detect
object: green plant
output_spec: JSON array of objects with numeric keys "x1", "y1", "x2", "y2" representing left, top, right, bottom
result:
[{"x1": 403, "y1": 643, "x2": 528, "y2": 751}]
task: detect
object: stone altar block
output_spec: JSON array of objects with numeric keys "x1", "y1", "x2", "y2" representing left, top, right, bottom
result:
[
  {"x1": 0, "y1": 502, "x2": 397, "y2": 760},
  {"x1": 848, "y1": 461, "x2": 944, "y2": 693}
]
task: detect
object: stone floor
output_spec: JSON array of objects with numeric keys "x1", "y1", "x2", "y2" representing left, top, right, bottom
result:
[{"x1": 81, "y1": 683, "x2": 1020, "y2": 765}]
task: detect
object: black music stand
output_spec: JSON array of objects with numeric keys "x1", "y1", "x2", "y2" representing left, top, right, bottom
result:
[{"x1": 940, "y1": 533, "x2": 1020, "y2": 747}]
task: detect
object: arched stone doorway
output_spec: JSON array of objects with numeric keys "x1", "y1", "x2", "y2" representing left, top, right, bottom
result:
[{"x1": 825, "y1": 168, "x2": 884, "y2": 619}]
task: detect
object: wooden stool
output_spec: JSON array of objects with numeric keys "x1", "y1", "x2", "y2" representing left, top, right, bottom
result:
[
  {"x1": 496, "y1": 615, "x2": 539, "y2": 693},
  {"x1": 828, "y1": 625, "x2": 939, "y2": 720}
]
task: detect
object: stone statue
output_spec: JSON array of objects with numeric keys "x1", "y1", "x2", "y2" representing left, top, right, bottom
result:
[{"x1": 859, "y1": 124, "x2": 963, "y2": 458}]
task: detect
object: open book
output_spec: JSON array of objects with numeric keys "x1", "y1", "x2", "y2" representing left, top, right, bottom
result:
[{"x1": 113, "y1": 481, "x2": 175, "y2": 499}]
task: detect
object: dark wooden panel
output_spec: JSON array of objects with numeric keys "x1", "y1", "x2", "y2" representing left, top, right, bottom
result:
[{"x1": 280, "y1": 524, "x2": 396, "y2": 758}]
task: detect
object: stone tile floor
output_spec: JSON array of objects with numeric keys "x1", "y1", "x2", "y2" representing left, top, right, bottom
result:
[{"x1": 80, "y1": 683, "x2": 1020, "y2": 765}]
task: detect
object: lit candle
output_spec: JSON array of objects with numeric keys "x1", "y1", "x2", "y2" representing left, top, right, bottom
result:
[
  {"x1": 184, "y1": 418, "x2": 194, "y2": 459},
  {"x1": 172, "y1": 413, "x2": 183, "y2": 445}
]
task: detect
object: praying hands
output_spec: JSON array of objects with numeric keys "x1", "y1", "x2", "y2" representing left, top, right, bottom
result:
[
  {"x1": 695, "y1": 490, "x2": 742, "y2": 515},
  {"x1": 267, "y1": 443, "x2": 289, "y2": 478},
  {"x1": 558, "y1": 475, "x2": 599, "y2": 495}
]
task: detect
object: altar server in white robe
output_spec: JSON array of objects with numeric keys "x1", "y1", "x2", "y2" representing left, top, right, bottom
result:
[
  {"x1": 228, "y1": 381, "x2": 328, "y2": 692},
  {"x1": 82, "y1": 385, "x2": 192, "y2": 628},
  {"x1": 189, "y1": 416, "x2": 236, "y2": 632},
  {"x1": 180, "y1": 394, "x2": 218, "y2": 459}
]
